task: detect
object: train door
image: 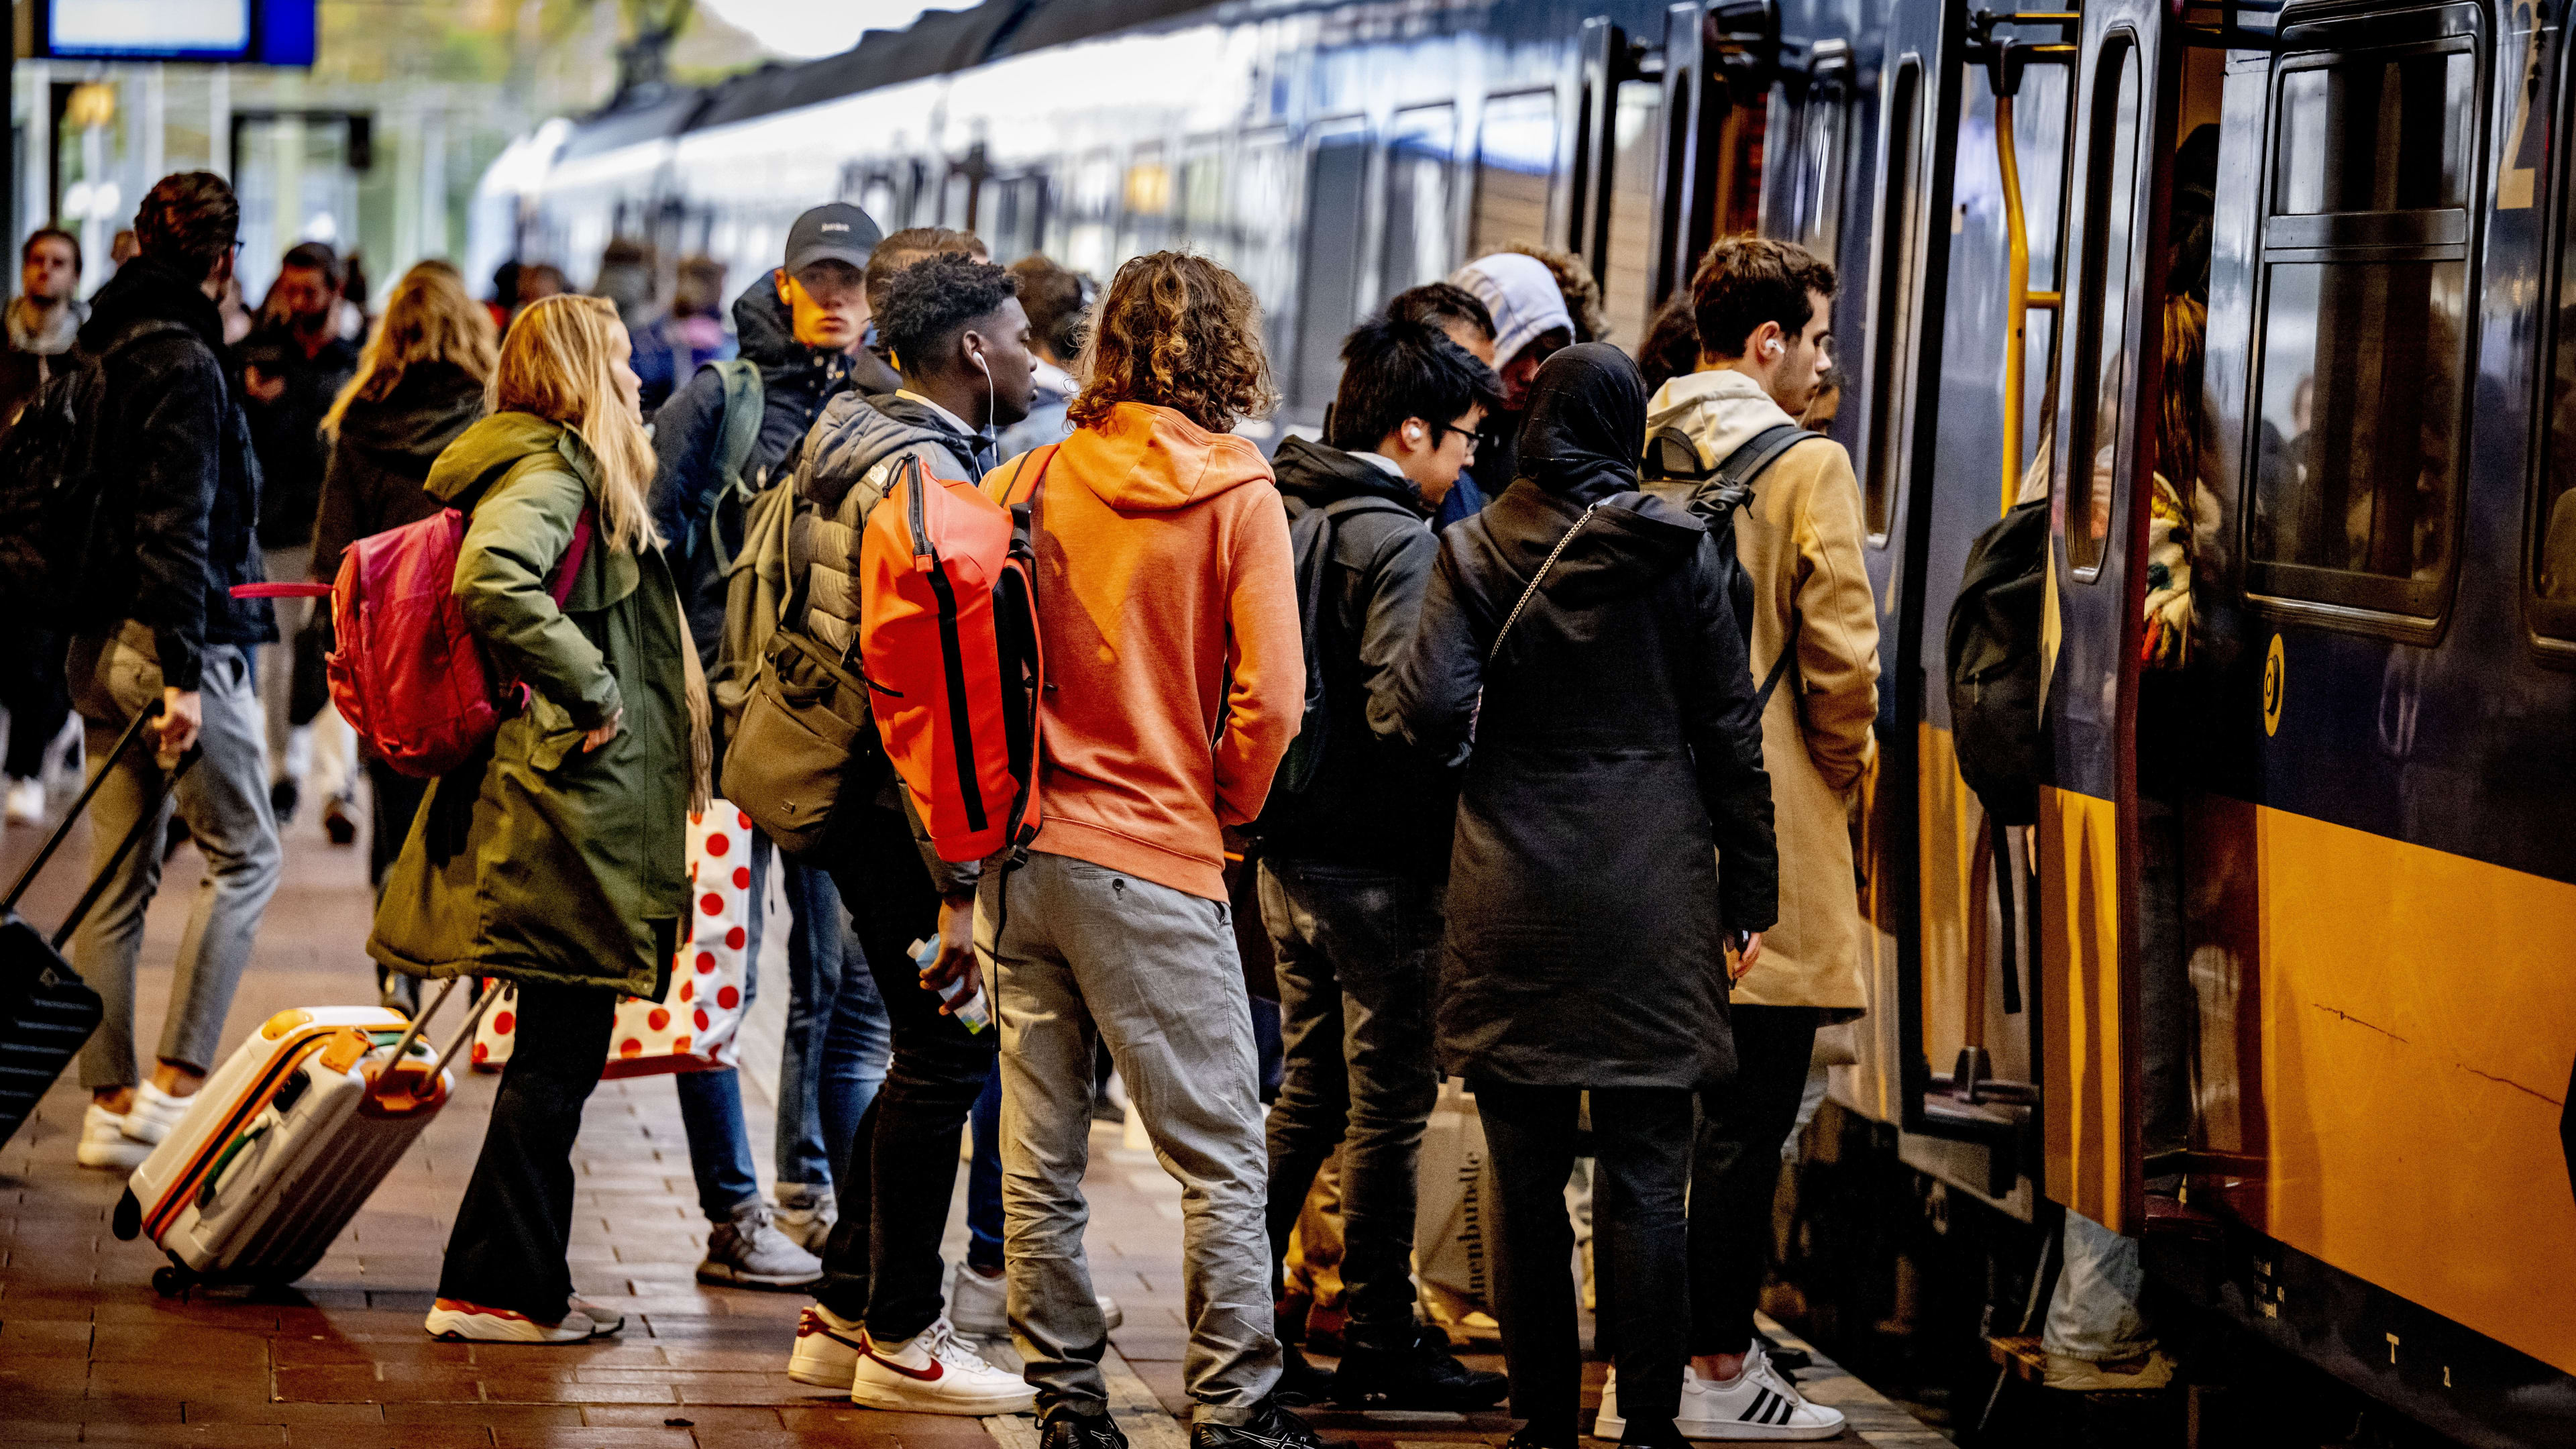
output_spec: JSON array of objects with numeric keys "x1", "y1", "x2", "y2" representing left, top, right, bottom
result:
[{"x1": 2035, "y1": 0, "x2": 2183, "y2": 1236}]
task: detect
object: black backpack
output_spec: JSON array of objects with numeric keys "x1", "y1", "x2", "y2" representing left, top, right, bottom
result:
[
  {"x1": 1270, "y1": 492, "x2": 1416, "y2": 798},
  {"x1": 0, "y1": 320, "x2": 192, "y2": 621},
  {"x1": 1644, "y1": 420, "x2": 1819, "y2": 710},
  {"x1": 1945, "y1": 498, "x2": 2049, "y2": 825}
]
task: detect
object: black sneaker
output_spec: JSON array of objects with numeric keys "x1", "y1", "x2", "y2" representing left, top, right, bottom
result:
[
  {"x1": 1332, "y1": 1327, "x2": 1507, "y2": 1409},
  {"x1": 1274, "y1": 1343, "x2": 1336, "y2": 1407},
  {"x1": 1042, "y1": 1409, "x2": 1130, "y2": 1449},
  {"x1": 270, "y1": 777, "x2": 300, "y2": 826},
  {"x1": 1191, "y1": 1397, "x2": 1350, "y2": 1449}
]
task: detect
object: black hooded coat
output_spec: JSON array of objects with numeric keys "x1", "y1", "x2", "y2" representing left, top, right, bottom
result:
[
  {"x1": 1391, "y1": 344, "x2": 1777, "y2": 1090},
  {"x1": 310, "y1": 360, "x2": 486, "y2": 581}
]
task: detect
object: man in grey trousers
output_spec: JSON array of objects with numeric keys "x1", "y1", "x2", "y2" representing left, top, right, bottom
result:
[{"x1": 60, "y1": 172, "x2": 282, "y2": 1172}]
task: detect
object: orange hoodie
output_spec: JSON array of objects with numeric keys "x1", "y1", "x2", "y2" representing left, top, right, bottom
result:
[{"x1": 987, "y1": 402, "x2": 1302, "y2": 902}]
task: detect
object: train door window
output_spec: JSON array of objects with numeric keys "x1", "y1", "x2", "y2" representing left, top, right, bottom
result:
[
  {"x1": 1292, "y1": 125, "x2": 1371, "y2": 409},
  {"x1": 1179, "y1": 145, "x2": 1225, "y2": 256},
  {"x1": 1383, "y1": 105, "x2": 1458, "y2": 299},
  {"x1": 987, "y1": 174, "x2": 1048, "y2": 264},
  {"x1": 1601, "y1": 79, "x2": 1664, "y2": 344},
  {"x1": 1067, "y1": 151, "x2": 1118, "y2": 278},
  {"x1": 1232, "y1": 130, "x2": 1297, "y2": 355},
  {"x1": 1473, "y1": 91, "x2": 1558, "y2": 255},
  {"x1": 1863, "y1": 58, "x2": 1923, "y2": 543},
  {"x1": 942, "y1": 170, "x2": 975, "y2": 229},
  {"x1": 1791, "y1": 52, "x2": 1851, "y2": 258},
  {"x1": 2065, "y1": 35, "x2": 2143, "y2": 578},
  {"x1": 2246, "y1": 23, "x2": 2479, "y2": 619}
]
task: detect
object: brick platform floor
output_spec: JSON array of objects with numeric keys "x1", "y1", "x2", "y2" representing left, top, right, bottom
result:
[{"x1": 0, "y1": 789, "x2": 1940, "y2": 1446}]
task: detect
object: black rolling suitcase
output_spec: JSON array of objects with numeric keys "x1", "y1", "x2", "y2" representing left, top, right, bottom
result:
[{"x1": 0, "y1": 707, "x2": 197, "y2": 1150}]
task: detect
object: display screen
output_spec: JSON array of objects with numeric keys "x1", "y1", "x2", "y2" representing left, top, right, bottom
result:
[{"x1": 42, "y1": 0, "x2": 315, "y2": 65}]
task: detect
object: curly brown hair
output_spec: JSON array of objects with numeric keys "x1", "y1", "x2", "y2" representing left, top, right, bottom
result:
[
  {"x1": 1068, "y1": 252, "x2": 1277, "y2": 434},
  {"x1": 1503, "y1": 241, "x2": 1610, "y2": 345}
]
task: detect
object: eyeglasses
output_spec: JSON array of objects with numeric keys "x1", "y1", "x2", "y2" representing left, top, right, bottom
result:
[{"x1": 1430, "y1": 422, "x2": 1481, "y2": 457}]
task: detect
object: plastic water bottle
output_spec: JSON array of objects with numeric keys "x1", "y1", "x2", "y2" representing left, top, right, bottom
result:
[{"x1": 911, "y1": 937, "x2": 991, "y2": 1034}]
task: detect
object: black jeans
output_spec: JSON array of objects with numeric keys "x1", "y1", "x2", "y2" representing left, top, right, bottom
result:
[
  {"x1": 438, "y1": 978, "x2": 619, "y2": 1323},
  {"x1": 1474, "y1": 1078, "x2": 1693, "y2": 1442},
  {"x1": 0, "y1": 627, "x2": 68, "y2": 780},
  {"x1": 1688, "y1": 1004, "x2": 1819, "y2": 1357},
  {"x1": 1259, "y1": 860, "x2": 1442, "y2": 1352},
  {"x1": 813, "y1": 801, "x2": 996, "y2": 1340}
]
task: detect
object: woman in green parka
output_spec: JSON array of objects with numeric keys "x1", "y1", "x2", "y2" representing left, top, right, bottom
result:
[{"x1": 370, "y1": 294, "x2": 710, "y2": 1344}]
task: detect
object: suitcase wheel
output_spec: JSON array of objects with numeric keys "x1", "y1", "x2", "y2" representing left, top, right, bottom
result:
[
  {"x1": 150, "y1": 1264, "x2": 197, "y2": 1299},
  {"x1": 112, "y1": 1187, "x2": 141, "y2": 1241}
]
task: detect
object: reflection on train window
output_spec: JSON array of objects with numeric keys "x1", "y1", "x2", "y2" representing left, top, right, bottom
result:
[
  {"x1": 1231, "y1": 131, "x2": 1297, "y2": 347},
  {"x1": 1473, "y1": 91, "x2": 1557, "y2": 255},
  {"x1": 1601, "y1": 80, "x2": 1664, "y2": 344},
  {"x1": 942, "y1": 170, "x2": 974, "y2": 230},
  {"x1": 1292, "y1": 127, "x2": 1371, "y2": 409},
  {"x1": 1067, "y1": 152, "x2": 1118, "y2": 278},
  {"x1": 2065, "y1": 36, "x2": 2140, "y2": 578},
  {"x1": 1862, "y1": 58, "x2": 1921, "y2": 543},
  {"x1": 1792, "y1": 66, "x2": 1848, "y2": 258},
  {"x1": 984, "y1": 174, "x2": 1048, "y2": 263},
  {"x1": 2249, "y1": 30, "x2": 2479, "y2": 620},
  {"x1": 1123, "y1": 143, "x2": 1173, "y2": 256},
  {"x1": 1179, "y1": 148, "x2": 1224, "y2": 253},
  {"x1": 2273, "y1": 51, "x2": 2473, "y2": 216},
  {"x1": 2250, "y1": 262, "x2": 2464, "y2": 587},
  {"x1": 1383, "y1": 105, "x2": 1457, "y2": 299}
]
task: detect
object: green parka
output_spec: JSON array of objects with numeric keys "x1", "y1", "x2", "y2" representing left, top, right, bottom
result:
[{"x1": 368, "y1": 413, "x2": 690, "y2": 996}]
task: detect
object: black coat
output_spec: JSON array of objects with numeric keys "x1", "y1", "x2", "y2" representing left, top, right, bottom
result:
[
  {"x1": 649, "y1": 270, "x2": 854, "y2": 665},
  {"x1": 73, "y1": 255, "x2": 275, "y2": 690},
  {"x1": 1393, "y1": 345, "x2": 1776, "y2": 1091},
  {"x1": 239, "y1": 321, "x2": 360, "y2": 549},
  {"x1": 310, "y1": 361, "x2": 486, "y2": 581},
  {"x1": 1258, "y1": 435, "x2": 1460, "y2": 877}
]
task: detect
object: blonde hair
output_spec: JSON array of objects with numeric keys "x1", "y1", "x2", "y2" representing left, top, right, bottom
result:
[
  {"x1": 322, "y1": 261, "x2": 498, "y2": 439},
  {"x1": 488, "y1": 294, "x2": 658, "y2": 555}
]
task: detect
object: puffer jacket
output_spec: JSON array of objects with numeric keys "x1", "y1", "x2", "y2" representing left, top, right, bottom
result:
[
  {"x1": 789, "y1": 390, "x2": 987, "y2": 657},
  {"x1": 1644, "y1": 367, "x2": 1879, "y2": 1016}
]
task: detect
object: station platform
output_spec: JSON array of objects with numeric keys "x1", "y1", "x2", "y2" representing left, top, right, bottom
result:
[{"x1": 0, "y1": 796, "x2": 1944, "y2": 1446}]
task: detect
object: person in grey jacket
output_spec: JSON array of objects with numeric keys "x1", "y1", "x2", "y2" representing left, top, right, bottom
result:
[{"x1": 1391, "y1": 343, "x2": 1776, "y2": 1449}]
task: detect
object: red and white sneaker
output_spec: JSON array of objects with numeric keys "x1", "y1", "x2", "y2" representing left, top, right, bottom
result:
[
  {"x1": 850, "y1": 1316, "x2": 1036, "y2": 1414},
  {"x1": 790, "y1": 1303, "x2": 868, "y2": 1387},
  {"x1": 425, "y1": 1297, "x2": 624, "y2": 1344}
]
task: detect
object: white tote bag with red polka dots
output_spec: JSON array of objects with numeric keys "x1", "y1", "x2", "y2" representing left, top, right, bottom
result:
[{"x1": 468, "y1": 803, "x2": 756, "y2": 1077}]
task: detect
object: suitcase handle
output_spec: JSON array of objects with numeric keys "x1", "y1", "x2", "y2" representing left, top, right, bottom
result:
[
  {"x1": 374, "y1": 977, "x2": 504, "y2": 1102},
  {"x1": 3, "y1": 703, "x2": 166, "y2": 914}
]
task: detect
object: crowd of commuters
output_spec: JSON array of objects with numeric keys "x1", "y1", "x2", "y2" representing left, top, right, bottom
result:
[{"x1": 6, "y1": 162, "x2": 1962, "y2": 1448}]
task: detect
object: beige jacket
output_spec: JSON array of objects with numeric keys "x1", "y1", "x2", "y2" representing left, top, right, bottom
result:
[{"x1": 1646, "y1": 369, "x2": 1880, "y2": 1014}]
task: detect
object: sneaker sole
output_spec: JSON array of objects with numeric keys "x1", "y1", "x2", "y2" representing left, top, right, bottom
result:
[
  {"x1": 75, "y1": 1144, "x2": 150, "y2": 1171},
  {"x1": 696, "y1": 1263, "x2": 824, "y2": 1291},
  {"x1": 425, "y1": 1310, "x2": 594, "y2": 1344},
  {"x1": 850, "y1": 1379, "x2": 1037, "y2": 1415},
  {"x1": 788, "y1": 1354, "x2": 858, "y2": 1388}
]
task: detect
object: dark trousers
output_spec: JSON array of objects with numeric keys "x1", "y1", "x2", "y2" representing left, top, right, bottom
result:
[
  {"x1": 1259, "y1": 860, "x2": 1442, "y2": 1351},
  {"x1": 813, "y1": 802, "x2": 996, "y2": 1340},
  {"x1": 1688, "y1": 1005, "x2": 1819, "y2": 1356},
  {"x1": 0, "y1": 627, "x2": 68, "y2": 780},
  {"x1": 1474, "y1": 1078, "x2": 1693, "y2": 1442},
  {"x1": 438, "y1": 979, "x2": 619, "y2": 1323},
  {"x1": 368, "y1": 759, "x2": 433, "y2": 1010}
]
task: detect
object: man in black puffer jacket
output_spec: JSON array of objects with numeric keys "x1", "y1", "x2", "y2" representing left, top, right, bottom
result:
[{"x1": 60, "y1": 172, "x2": 283, "y2": 1174}]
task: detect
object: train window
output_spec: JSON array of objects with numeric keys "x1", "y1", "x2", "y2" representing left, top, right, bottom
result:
[
  {"x1": 2247, "y1": 32, "x2": 2478, "y2": 619},
  {"x1": 1473, "y1": 91, "x2": 1558, "y2": 255},
  {"x1": 2065, "y1": 36, "x2": 2142, "y2": 578},
  {"x1": 1383, "y1": 105, "x2": 1458, "y2": 299},
  {"x1": 1180, "y1": 148, "x2": 1225, "y2": 254},
  {"x1": 1231, "y1": 130, "x2": 1297, "y2": 338},
  {"x1": 1601, "y1": 79, "x2": 1664, "y2": 344},
  {"x1": 1792, "y1": 62, "x2": 1850, "y2": 258},
  {"x1": 1862, "y1": 58, "x2": 1922, "y2": 543},
  {"x1": 1291, "y1": 126, "x2": 1371, "y2": 409},
  {"x1": 1067, "y1": 152, "x2": 1118, "y2": 279}
]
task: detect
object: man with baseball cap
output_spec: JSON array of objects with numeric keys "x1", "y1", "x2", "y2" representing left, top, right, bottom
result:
[{"x1": 646, "y1": 201, "x2": 890, "y2": 1293}]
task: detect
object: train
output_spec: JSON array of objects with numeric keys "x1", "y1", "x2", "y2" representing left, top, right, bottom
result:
[{"x1": 471, "y1": 1, "x2": 2576, "y2": 1444}]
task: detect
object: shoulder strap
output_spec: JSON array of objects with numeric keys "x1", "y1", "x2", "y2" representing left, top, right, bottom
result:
[
  {"x1": 700, "y1": 360, "x2": 766, "y2": 575},
  {"x1": 1487, "y1": 502, "x2": 1601, "y2": 665},
  {"x1": 1693, "y1": 423, "x2": 1821, "y2": 518},
  {"x1": 1754, "y1": 608, "x2": 1803, "y2": 713}
]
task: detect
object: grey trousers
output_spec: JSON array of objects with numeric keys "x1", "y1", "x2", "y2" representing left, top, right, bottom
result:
[
  {"x1": 68, "y1": 624, "x2": 282, "y2": 1088},
  {"x1": 985, "y1": 851, "x2": 1280, "y2": 1424}
]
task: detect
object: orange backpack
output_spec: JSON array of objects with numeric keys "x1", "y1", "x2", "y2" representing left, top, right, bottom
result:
[{"x1": 858, "y1": 446, "x2": 1053, "y2": 863}]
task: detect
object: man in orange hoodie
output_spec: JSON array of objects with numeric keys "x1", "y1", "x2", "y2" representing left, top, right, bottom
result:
[{"x1": 968, "y1": 253, "x2": 1320, "y2": 1449}]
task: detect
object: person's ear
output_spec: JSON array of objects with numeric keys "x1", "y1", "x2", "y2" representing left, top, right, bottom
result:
[{"x1": 775, "y1": 268, "x2": 794, "y2": 305}]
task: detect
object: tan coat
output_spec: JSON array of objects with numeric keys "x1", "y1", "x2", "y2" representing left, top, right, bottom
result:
[{"x1": 1646, "y1": 369, "x2": 1879, "y2": 1014}]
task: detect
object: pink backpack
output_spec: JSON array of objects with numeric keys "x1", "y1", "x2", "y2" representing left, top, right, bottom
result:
[{"x1": 324, "y1": 508, "x2": 592, "y2": 778}]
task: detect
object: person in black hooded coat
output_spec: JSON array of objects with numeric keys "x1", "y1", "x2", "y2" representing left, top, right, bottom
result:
[{"x1": 1390, "y1": 343, "x2": 1776, "y2": 1449}]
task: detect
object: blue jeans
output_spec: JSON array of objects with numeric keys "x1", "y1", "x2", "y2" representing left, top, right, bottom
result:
[
  {"x1": 674, "y1": 835, "x2": 892, "y2": 1220},
  {"x1": 969, "y1": 1065, "x2": 1004, "y2": 1272}
]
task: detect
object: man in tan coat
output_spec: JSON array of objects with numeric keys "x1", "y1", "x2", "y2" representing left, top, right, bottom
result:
[{"x1": 1643, "y1": 236, "x2": 1878, "y2": 1438}]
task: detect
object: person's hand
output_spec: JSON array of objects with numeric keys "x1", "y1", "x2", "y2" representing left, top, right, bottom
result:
[
  {"x1": 1727, "y1": 930, "x2": 1765, "y2": 983},
  {"x1": 922, "y1": 893, "x2": 980, "y2": 1010},
  {"x1": 154, "y1": 688, "x2": 202, "y2": 762},
  {"x1": 243, "y1": 366, "x2": 284, "y2": 404},
  {"x1": 580, "y1": 709, "x2": 624, "y2": 753}
]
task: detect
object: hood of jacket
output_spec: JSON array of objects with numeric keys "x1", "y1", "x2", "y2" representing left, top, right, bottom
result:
[
  {"x1": 730, "y1": 270, "x2": 845, "y2": 392},
  {"x1": 796, "y1": 389, "x2": 981, "y2": 513},
  {"x1": 1270, "y1": 434, "x2": 1425, "y2": 515},
  {"x1": 335, "y1": 361, "x2": 486, "y2": 464},
  {"x1": 1644, "y1": 367, "x2": 1799, "y2": 473},
  {"x1": 425, "y1": 411, "x2": 588, "y2": 510},
  {"x1": 81, "y1": 254, "x2": 225, "y2": 358},
  {"x1": 1056, "y1": 401, "x2": 1273, "y2": 512},
  {"x1": 1483, "y1": 476, "x2": 1708, "y2": 612}
]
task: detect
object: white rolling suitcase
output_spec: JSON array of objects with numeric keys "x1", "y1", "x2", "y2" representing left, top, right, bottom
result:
[{"x1": 111, "y1": 979, "x2": 496, "y2": 1295}]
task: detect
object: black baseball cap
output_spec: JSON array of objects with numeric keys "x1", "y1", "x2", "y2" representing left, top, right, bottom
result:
[{"x1": 784, "y1": 203, "x2": 882, "y2": 276}]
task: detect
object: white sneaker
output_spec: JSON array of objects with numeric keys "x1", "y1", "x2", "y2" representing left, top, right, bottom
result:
[
  {"x1": 790, "y1": 1303, "x2": 867, "y2": 1387},
  {"x1": 850, "y1": 1316, "x2": 1036, "y2": 1414},
  {"x1": 947, "y1": 1260, "x2": 1126, "y2": 1339},
  {"x1": 74, "y1": 1104, "x2": 150, "y2": 1170},
  {"x1": 773, "y1": 1183, "x2": 838, "y2": 1253},
  {"x1": 1597, "y1": 1348, "x2": 1845, "y2": 1442},
  {"x1": 4, "y1": 777, "x2": 44, "y2": 826},
  {"x1": 425, "y1": 1297, "x2": 625, "y2": 1343},
  {"x1": 121, "y1": 1081, "x2": 195, "y2": 1146}
]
